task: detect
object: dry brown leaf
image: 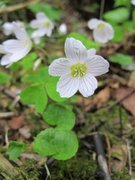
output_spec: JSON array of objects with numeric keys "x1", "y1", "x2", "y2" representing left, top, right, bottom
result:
[
  {"x1": 128, "y1": 71, "x2": 135, "y2": 88},
  {"x1": 8, "y1": 114, "x2": 25, "y2": 130},
  {"x1": 110, "y1": 144, "x2": 128, "y2": 172},
  {"x1": 115, "y1": 87, "x2": 135, "y2": 116}
]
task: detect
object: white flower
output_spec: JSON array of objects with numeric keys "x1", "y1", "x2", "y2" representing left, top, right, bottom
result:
[
  {"x1": 58, "y1": 23, "x2": 67, "y2": 34},
  {"x1": 2, "y1": 21, "x2": 25, "y2": 36},
  {"x1": 88, "y1": 18, "x2": 114, "y2": 43},
  {"x1": 49, "y1": 38, "x2": 109, "y2": 98},
  {"x1": 131, "y1": 0, "x2": 135, "y2": 5},
  {"x1": 0, "y1": 22, "x2": 32, "y2": 66},
  {"x1": 30, "y1": 12, "x2": 54, "y2": 44}
]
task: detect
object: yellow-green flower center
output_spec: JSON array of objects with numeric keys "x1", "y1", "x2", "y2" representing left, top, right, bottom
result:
[
  {"x1": 44, "y1": 21, "x2": 50, "y2": 27},
  {"x1": 97, "y1": 22, "x2": 105, "y2": 29},
  {"x1": 71, "y1": 63, "x2": 87, "y2": 77}
]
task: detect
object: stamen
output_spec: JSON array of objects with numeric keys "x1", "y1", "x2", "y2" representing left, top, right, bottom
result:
[{"x1": 71, "y1": 63, "x2": 87, "y2": 78}]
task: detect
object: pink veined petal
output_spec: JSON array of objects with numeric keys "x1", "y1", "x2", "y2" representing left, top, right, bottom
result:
[
  {"x1": 0, "y1": 54, "x2": 13, "y2": 65},
  {"x1": 78, "y1": 73, "x2": 98, "y2": 97},
  {"x1": 49, "y1": 58, "x2": 71, "y2": 77},
  {"x1": 87, "y1": 18, "x2": 99, "y2": 29},
  {"x1": 86, "y1": 55, "x2": 109, "y2": 76},
  {"x1": 64, "y1": 38, "x2": 87, "y2": 63},
  {"x1": 87, "y1": 48, "x2": 96, "y2": 57},
  {"x1": 57, "y1": 74, "x2": 79, "y2": 98}
]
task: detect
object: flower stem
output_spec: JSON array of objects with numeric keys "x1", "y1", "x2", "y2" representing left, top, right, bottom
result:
[{"x1": 100, "y1": 0, "x2": 105, "y2": 19}]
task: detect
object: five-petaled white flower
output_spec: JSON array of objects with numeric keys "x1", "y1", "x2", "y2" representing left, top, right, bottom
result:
[
  {"x1": 88, "y1": 18, "x2": 114, "y2": 43},
  {"x1": 2, "y1": 21, "x2": 25, "y2": 36},
  {"x1": 0, "y1": 22, "x2": 32, "y2": 66},
  {"x1": 30, "y1": 12, "x2": 54, "y2": 44},
  {"x1": 49, "y1": 38, "x2": 109, "y2": 98},
  {"x1": 131, "y1": 0, "x2": 135, "y2": 5}
]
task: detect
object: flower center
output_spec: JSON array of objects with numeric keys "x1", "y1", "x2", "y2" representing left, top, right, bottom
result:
[
  {"x1": 71, "y1": 63, "x2": 87, "y2": 78},
  {"x1": 97, "y1": 22, "x2": 106, "y2": 29},
  {"x1": 44, "y1": 21, "x2": 50, "y2": 27}
]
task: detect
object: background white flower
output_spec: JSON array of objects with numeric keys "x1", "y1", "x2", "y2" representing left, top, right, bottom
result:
[
  {"x1": 30, "y1": 12, "x2": 54, "y2": 44},
  {"x1": 2, "y1": 21, "x2": 25, "y2": 36},
  {"x1": 131, "y1": 0, "x2": 135, "y2": 5},
  {"x1": 49, "y1": 38, "x2": 109, "y2": 98},
  {"x1": 88, "y1": 18, "x2": 114, "y2": 43},
  {"x1": 58, "y1": 23, "x2": 67, "y2": 34},
  {"x1": 0, "y1": 22, "x2": 32, "y2": 66}
]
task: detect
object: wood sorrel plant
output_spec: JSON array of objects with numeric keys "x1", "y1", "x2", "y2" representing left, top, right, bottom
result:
[{"x1": 0, "y1": 8, "x2": 109, "y2": 161}]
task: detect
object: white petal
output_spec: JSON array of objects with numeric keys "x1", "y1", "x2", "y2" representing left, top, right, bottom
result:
[
  {"x1": 12, "y1": 22, "x2": 28, "y2": 41},
  {"x1": 65, "y1": 38, "x2": 87, "y2": 62},
  {"x1": 86, "y1": 55, "x2": 109, "y2": 76},
  {"x1": 57, "y1": 74, "x2": 79, "y2": 98},
  {"x1": 2, "y1": 22, "x2": 13, "y2": 35},
  {"x1": 2, "y1": 40, "x2": 23, "y2": 53},
  {"x1": 87, "y1": 48, "x2": 96, "y2": 57},
  {"x1": 49, "y1": 58, "x2": 70, "y2": 76},
  {"x1": 0, "y1": 54, "x2": 13, "y2": 65},
  {"x1": 78, "y1": 73, "x2": 98, "y2": 97},
  {"x1": 93, "y1": 23, "x2": 114, "y2": 43},
  {"x1": 88, "y1": 18, "x2": 99, "y2": 29},
  {"x1": 58, "y1": 23, "x2": 67, "y2": 34},
  {"x1": 36, "y1": 12, "x2": 47, "y2": 20},
  {"x1": 131, "y1": 0, "x2": 135, "y2": 5},
  {"x1": 0, "y1": 45, "x2": 7, "y2": 53}
]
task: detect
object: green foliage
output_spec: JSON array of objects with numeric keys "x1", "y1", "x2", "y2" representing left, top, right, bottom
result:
[
  {"x1": 114, "y1": 0, "x2": 130, "y2": 7},
  {"x1": 7, "y1": 141, "x2": 26, "y2": 160},
  {"x1": 23, "y1": 67, "x2": 66, "y2": 102},
  {"x1": 29, "y1": 3, "x2": 61, "y2": 20},
  {"x1": 20, "y1": 85, "x2": 48, "y2": 113},
  {"x1": 43, "y1": 103, "x2": 75, "y2": 130},
  {"x1": 20, "y1": 52, "x2": 38, "y2": 70},
  {"x1": 0, "y1": 72, "x2": 10, "y2": 84},
  {"x1": 113, "y1": 168, "x2": 131, "y2": 180},
  {"x1": 33, "y1": 128, "x2": 78, "y2": 160},
  {"x1": 68, "y1": 32, "x2": 101, "y2": 49},
  {"x1": 104, "y1": 8, "x2": 130, "y2": 23},
  {"x1": 109, "y1": 53, "x2": 133, "y2": 65},
  {"x1": 45, "y1": 76, "x2": 67, "y2": 102}
]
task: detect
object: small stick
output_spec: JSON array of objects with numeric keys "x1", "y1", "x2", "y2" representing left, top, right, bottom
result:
[
  {"x1": 0, "y1": 0, "x2": 40, "y2": 14},
  {"x1": 100, "y1": 0, "x2": 105, "y2": 19},
  {"x1": 93, "y1": 133, "x2": 111, "y2": 180},
  {"x1": 108, "y1": 88, "x2": 135, "y2": 110},
  {"x1": 126, "y1": 140, "x2": 132, "y2": 175},
  {"x1": 0, "y1": 112, "x2": 15, "y2": 118}
]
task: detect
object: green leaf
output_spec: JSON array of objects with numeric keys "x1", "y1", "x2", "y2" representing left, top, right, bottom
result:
[
  {"x1": 43, "y1": 104, "x2": 75, "y2": 130},
  {"x1": 104, "y1": 8, "x2": 130, "y2": 23},
  {"x1": 23, "y1": 67, "x2": 49, "y2": 85},
  {"x1": 33, "y1": 128, "x2": 78, "y2": 160},
  {"x1": 20, "y1": 85, "x2": 48, "y2": 113},
  {"x1": 68, "y1": 32, "x2": 101, "y2": 49},
  {"x1": 45, "y1": 76, "x2": 67, "y2": 102},
  {"x1": 112, "y1": 25, "x2": 124, "y2": 42},
  {"x1": 0, "y1": 72, "x2": 10, "y2": 84},
  {"x1": 29, "y1": 3, "x2": 61, "y2": 20},
  {"x1": 7, "y1": 141, "x2": 26, "y2": 160},
  {"x1": 110, "y1": 53, "x2": 133, "y2": 65},
  {"x1": 114, "y1": 0, "x2": 130, "y2": 7},
  {"x1": 20, "y1": 52, "x2": 38, "y2": 70}
]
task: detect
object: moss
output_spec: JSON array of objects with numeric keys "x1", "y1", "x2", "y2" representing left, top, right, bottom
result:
[
  {"x1": 112, "y1": 168, "x2": 131, "y2": 180},
  {"x1": 50, "y1": 156, "x2": 97, "y2": 180},
  {"x1": 16, "y1": 160, "x2": 41, "y2": 180}
]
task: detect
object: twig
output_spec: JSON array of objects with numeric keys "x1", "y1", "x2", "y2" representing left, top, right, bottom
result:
[
  {"x1": 93, "y1": 133, "x2": 111, "y2": 180},
  {"x1": 0, "y1": 112, "x2": 15, "y2": 118},
  {"x1": 0, "y1": 0, "x2": 40, "y2": 14},
  {"x1": 126, "y1": 140, "x2": 132, "y2": 175},
  {"x1": 108, "y1": 88, "x2": 135, "y2": 110},
  {"x1": 100, "y1": 0, "x2": 105, "y2": 19},
  {"x1": 45, "y1": 164, "x2": 51, "y2": 180}
]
